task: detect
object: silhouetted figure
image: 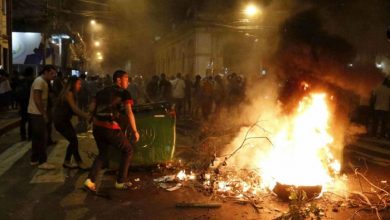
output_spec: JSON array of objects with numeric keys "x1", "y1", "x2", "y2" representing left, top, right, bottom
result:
[
  {"x1": 16, "y1": 67, "x2": 34, "y2": 140},
  {"x1": 372, "y1": 78, "x2": 390, "y2": 138},
  {"x1": 54, "y1": 77, "x2": 90, "y2": 169}
]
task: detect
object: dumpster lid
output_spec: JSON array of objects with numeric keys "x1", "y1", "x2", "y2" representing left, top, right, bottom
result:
[{"x1": 132, "y1": 102, "x2": 172, "y2": 113}]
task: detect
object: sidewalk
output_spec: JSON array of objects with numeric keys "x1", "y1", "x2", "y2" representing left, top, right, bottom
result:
[
  {"x1": 346, "y1": 136, "x2": 390, "y2": 166},
  {"x1": 0, "y1": 110, "x2": 20, "y2": 136}
]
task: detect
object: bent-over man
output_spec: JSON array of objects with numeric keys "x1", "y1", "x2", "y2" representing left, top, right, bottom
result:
[{"x1": 84, "y1": 70, "x2": 140, "y2": 192}]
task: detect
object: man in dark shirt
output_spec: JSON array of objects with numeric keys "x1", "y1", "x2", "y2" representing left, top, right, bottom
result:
[
  {"x1": 158, "y1": 73, "x2": 172, "y2": 102},
  {"x1": 16, "y1": 67, "x2": 34, "y2": 140},
  {"x1": 84, "y1": 70, "x2": 140, "y2": 191}
]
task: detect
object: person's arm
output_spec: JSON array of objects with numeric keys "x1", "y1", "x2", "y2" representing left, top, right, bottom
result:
[
  {"x1": 33, "y1": 90, "x2": 46, "y2": 117},
  {"x1": 65, "y1": 91, "x2": 89, "y2": 119},
  {"x1": 125, "y1": 103, "x2": 140, "y2": 142},
  {"x1": 87, "y1": 98, "x2": 96, "y2": 124},
  {"x1": 33, "y1": 89, "x2": 48, "y2": 121}
]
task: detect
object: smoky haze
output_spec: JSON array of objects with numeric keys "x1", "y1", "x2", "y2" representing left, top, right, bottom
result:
[
  {"x1": 214, "y1": 0, "x2": 390, "y2": 170},
  {"x1": 100, "y1": 0, "x2": 195, "y2": 75}
]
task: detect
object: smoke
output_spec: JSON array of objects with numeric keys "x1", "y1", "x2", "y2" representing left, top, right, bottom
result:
[
  {"x1": 218, "y1": 0, "x2": 390, "y2": 172},
  {"x1": 275, "y1": 8, "x2": 383, "y2": 99}
]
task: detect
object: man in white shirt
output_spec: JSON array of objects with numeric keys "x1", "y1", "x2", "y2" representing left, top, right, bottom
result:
[
  {"x1": 28, "y1": 65, "x2": 57, "y2": 169},
  {"x1": 372, "y1": 78, "x2": 390, "y2": 138},
  {"x1": 170, "y1": 73, "x2": 186, "y2": 117}
]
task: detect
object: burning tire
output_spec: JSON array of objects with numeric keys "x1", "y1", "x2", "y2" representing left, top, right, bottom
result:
[{"x1": 273, "y1": 182, "x2": 322, "y2": 201}]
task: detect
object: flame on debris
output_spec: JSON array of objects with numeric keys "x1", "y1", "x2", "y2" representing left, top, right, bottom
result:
[
  {"x1": 176, "y1": 170, "x2": 187, "y2": 181},
  {"x1": 168, "y1": 92, "x2": 346, "y2": 199},
  {"x1": 259, "y1": 93, "x2": 340, "y2": 190},
  {"x1": 175, "y1": 170, "x2": 196, "y2": 181}
]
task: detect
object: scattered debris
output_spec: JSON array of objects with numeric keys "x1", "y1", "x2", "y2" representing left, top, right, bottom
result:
[
  {"x1": 153, "y1": 175, "x2": 175, "y2": 183},
  {"x1": 166, "y1": 183, "x2": 182, "y2": 191}
]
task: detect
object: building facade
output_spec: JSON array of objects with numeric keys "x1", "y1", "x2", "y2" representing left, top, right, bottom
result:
[
  {"x1": 155, "y1": 20, "x2": 264, "y2": 78},
  {"x1": 0, "y1": 0, "x2": 11, "y2": 72},
  {"x1": 155, "y1": 23, "x2": 222, "y2": 77}
]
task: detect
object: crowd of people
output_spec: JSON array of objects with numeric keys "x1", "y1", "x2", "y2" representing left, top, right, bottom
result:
[
  {"x1": 3, "y1": 63, "x2": 389, "y2": 192},
  {"x1": 142, "y1": 72, "x2": 248, "y2": 120},
  {"x1": 5, "y1": 65, "x2": 140, "y2": 191},
  {"x1": 2, "y1": 66, "x2": 249, "y2": 167}
]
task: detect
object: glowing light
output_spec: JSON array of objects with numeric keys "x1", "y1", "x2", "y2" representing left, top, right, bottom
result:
[
  {"x1": 97, "y1": 52, "x2": 102, "y2": 56},
  {"x1": 90, "y1": 19, "x2": 96, "y2": 25},
  {"x1": 244, "y1": 4, "x2": 260, "y2": 17},
  {"x1": 94, "y1": 41, "x2": 100, "y2": 47},
  {"x1": 376, "y1": 63, "x2": 383, "y2": 69},
  {"x1": 176, "y1": 170, "x2": 186, "y2": 181},
  {"x1": 301, "y1": 81, "x2": 310, "y2": 90},
  {"x1": 217, "y1": 181, "x2": 232, "y2": 192},
  {"x1": 259, "y1": 93, "x2": 340, "y2": 191}
]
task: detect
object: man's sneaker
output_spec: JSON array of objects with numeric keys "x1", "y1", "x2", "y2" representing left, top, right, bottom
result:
[
  {"x1": 63, "y1": 161, "x2": 78, "y2": 169},
  {"x1": 84, "y1": 179, "x2": 96, "y2": 192},
  {"x1": 37, "y1": 162, "x2": 56, "y2": 170},
  {"x1": 30, "y1": 161, "x2": 39, "y2": 166},
  {"x1": 115, "y1": 181, "x2": 133, "y2": 190}
]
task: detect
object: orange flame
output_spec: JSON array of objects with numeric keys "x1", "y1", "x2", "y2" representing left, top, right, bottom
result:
[{"x1": 259, "y1": 93, "x2": 340, "y2": 190}]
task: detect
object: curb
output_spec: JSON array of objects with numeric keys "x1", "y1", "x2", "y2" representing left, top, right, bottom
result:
[
  {"x1": 345, "y1": 138, "x2": 390, "y2": 166},
  {"x1": 0, "y1": 119, "x2": 21, "y2": 136}
]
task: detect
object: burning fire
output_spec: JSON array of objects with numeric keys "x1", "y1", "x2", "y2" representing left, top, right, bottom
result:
[
  {"x1": 170, "y1": 92, "x2": 344, "y2": 199},
  {"x1": 260, "y1": 93, "x2": 340, "y2": 191}
]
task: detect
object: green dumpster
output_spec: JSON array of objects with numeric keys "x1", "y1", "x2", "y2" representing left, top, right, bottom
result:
[{"x1": 108, "y1": 102, "x2": 176, "y2": 167}]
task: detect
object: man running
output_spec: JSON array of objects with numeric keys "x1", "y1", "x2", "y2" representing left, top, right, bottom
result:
[{"x1": 84, "y1": 70, "x2": 140, "y2": 191}]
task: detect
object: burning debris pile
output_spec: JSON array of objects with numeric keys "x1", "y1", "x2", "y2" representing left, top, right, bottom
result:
[{"x1": 154, "y1": 91, "x2": 389, "y2": 219}]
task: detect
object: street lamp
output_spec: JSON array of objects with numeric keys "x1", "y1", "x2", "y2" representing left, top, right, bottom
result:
[{"x1": 244, "y1": 4, "x2": 260, "y2": 17}]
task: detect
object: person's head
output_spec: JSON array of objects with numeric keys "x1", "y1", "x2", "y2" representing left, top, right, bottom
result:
[
  {"x1": 58, "y1": 76, "x2": 81, "y2": 103},
  {"x1": 113, "y1": 70, "x2": 129, "y2": 89},
  {"x1": 152, "y1": 75, "x2": 159, "y2": 81},
  {"x1": 0, "y1": 69, "x2": 7, "y2": 79},
  {"x1": 176, "y1": 72, "x2": 182, "y2": 79},
  {"x1": 195, "y1": 74, "x2": 201, "y2": 81},
  {"x1": 79, "y1": 73, "x2": 86, "y2": 80},
  {"x1": 39, "y1": 65, "x2": 57, "y2": 81},
  {"x1": 65, "y1": 76, "x2": 81, "y2": 93},
  {"x1": 23, "y1": 67, "x2": 34, "y2": 78},
  {"x1": 161, "y1": 73, "x2": 166, "y2": 79}
]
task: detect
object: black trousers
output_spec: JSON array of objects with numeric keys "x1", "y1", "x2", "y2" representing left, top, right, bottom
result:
[
  {"x1": 373, "y1": 110, "x2": 389, "y2": 137},
  {"x1": 54, "y1": 120, "x2": 82, "y2": 162},
  {"x1": 30, "y1": 114, "x2": 48, "y2": 164},
  {"x1": 88, "y1": 126, "x2": 133, "y2": 183},
  {"x1": 20, "y1": 101, "x2": 31, "y2": 139}
]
